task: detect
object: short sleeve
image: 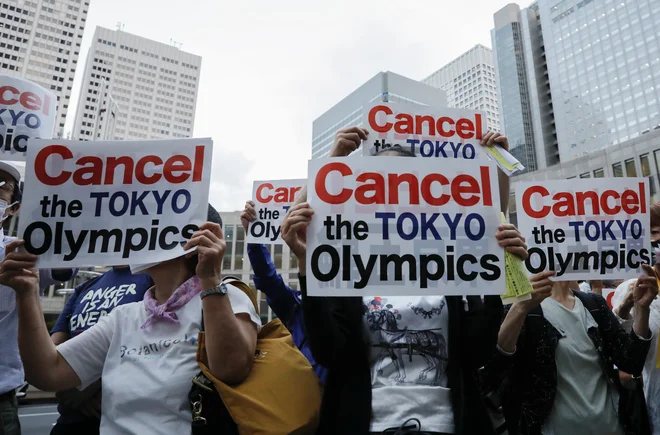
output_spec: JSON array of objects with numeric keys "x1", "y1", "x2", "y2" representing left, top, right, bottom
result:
[
  {"x1": 56, "y1": 308, "x2": 117, "y2": 389},
  {"x1": 225, "y1": 284, "x2": 262, "y2": 330},
  {"x1": 51, "y1": 288, "x2": 79, "y2": 335}
]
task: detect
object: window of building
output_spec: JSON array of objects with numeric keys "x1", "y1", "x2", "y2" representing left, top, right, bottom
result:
[
  {"x1": 640, "y1": 153, "x2": 652, "y2": 177},
  {"x1": 625, "y1": 159, "x2": 637, "y2": 177},
  {"x1": 223, "y1": 225, "x2": 234, "y2": 270},
  {"x1": 580, "y1": 172, "x2": 591, "y2": 178},
  {"x1": 612, "y1": 162, "x2": 623, "y2": 177},
  {"x1": 234, "y1": 226, "x2": 245, "y2": 270},
  {"x1": 593, "y1": 168, "x2": 605, "y2": 178}
]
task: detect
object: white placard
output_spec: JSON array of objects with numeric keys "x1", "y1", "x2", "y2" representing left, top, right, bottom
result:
[
  {"x1": 18, "y1": 138, "x2": 213, "y2": 268},
  {"x1": 515, "y1": 178, "x2": 650, "y2": 280},
  {"x1": 0, "y1": 75, "x2": 57, "y2": 161},
  {"x1": 246, "y1": 178, "x2": 305, "y2": 244},
  {"x1": 306, "y1": 156, "x2": 504, "y2": 296},
  {"x1": 361, "y1": 102, "x2": 487, "y2": 160}
]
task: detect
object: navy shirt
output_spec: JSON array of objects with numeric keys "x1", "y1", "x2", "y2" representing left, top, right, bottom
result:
[{"x1": 50, "y1": 267, "x2": 153, "y2": 424}]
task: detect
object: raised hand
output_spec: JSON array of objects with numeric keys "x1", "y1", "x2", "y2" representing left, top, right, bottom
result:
[
  {"x1": 183, "y1": 222, "x2": 226, "y2": 288},
  {"x1": 240, "y1": 200, "x2": 257, "y2": 232},
  {"x1": 0, "y1": 239, "x2": 39, "y2": 295},
  {"x1": 496, "y1": 224, "x2": 528, "y2": 260},
  {"x1": 519, "y1": 271, "x2": 556, "y2": 312},
  {"x1": 329, "y1": 127, "x2": 369, "y2": 157},
  {"x1": 281, "y1": 203, "x2": 314, "y2": 273},
  {"x1": 480, "y1": 132, "x2": 509, "y2": 151},
  {"x1": 633, "y1": 264, "x2": 658, "y2": 308}
]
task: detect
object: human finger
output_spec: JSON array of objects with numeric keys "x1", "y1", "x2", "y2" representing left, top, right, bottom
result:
[
  {"x1": 480, "y1": 132, "x2": 493, "y2": 146},
  {"x1": 487, "y1": 132, "x2": 501, "y2": 147},
  {"x1": 338, "y1": 127, "x2": 368, "y2": 141},
  {"x1": 4, "y1": 239, "x2": 25, "y2": 254},
  {"x1": 496, "y1": 229, "x2": 523, "y2": 241},
  {"x1": 505, "y1": 246, "x2": 529, "y2": 260}
]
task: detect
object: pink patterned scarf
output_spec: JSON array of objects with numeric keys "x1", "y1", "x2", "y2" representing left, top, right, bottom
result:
[{"x1": 141, "y1": 276, "x2": 202, "y2": 329}]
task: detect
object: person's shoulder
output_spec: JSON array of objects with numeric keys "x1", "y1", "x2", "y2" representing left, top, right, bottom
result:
[{"x1": 109, "y1": 300, "x2": 144, "y2": 317}]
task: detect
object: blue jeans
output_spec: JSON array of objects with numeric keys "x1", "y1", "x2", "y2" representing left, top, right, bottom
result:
[{"x1": 0, "y1": 390, "x2": 20, "y2": 435}]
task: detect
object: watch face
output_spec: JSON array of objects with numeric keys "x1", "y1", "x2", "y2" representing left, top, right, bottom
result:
[{"x1": 219, "y1": 283, "x2": 228, "y2": 294}]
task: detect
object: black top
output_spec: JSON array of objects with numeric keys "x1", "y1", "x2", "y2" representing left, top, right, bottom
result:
[{"x1": 299, "y1": 275, "x2": 503, "y2": 435}]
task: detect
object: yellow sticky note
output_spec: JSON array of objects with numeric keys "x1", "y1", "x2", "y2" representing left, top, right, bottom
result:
[
  {"x1": 486, "y1": 146, "x2": 519, "y2": 171},
  {"x1": 500, "y1": 213, "x2": 534, "y2": 304}
]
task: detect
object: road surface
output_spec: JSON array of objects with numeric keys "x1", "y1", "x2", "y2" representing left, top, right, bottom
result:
[{"x1": 19, "y1": 404, "x2": 58, "y2": 435}]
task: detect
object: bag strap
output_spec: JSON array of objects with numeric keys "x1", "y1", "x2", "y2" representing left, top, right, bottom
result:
[
  {"x1": 199, "y1": 277, "x2": 259, "y2": 332},
  {"x1": 222, "y1": 276, "x2": 259, "y2": 315}
]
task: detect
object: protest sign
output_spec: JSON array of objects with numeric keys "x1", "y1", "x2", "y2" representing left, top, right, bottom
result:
[
  {"x1": 305, "y1": 156, "x2": 504, "y2": 296},
  {"x1": 361, "y1": 102, "x2": 486, "y2": 160},
  {"x1": 1, "y1": 75, "x2": 56, "y2": 161},
  {"x1": 246, "y1": 178, "x2": 304, "y2": 244},
  {"x1": 18, "y1": 138, "x2": 213, "y2": 268},
  {"x1": 515, "y1": 178, "x2": 650, "y2": 281}
]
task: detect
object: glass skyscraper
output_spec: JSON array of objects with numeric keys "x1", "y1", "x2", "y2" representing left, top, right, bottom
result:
[
  {"x1": 540, "y1": 0, "x2": 660, "y2": 159},
  {"x1": 494, "y1": 0, "x2": 660, "y2": 166}
]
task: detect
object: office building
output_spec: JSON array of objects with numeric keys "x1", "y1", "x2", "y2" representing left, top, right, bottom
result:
[
  {"x1": 422, "y1": 44, "x2": 501, "y2": 132},
  {"x1": 493, "y1": 0, "x2": 660, "y2": 168},
  {"x1": 312, "y1": 71, "x2": 447, "y2": 159},
  {"x1": 0, "y1": 0, "x2": 91, "y2": 137},
  {"x1": 508, "y1": 129, "x2": 660, "y2": 226},
  {"x1": 72, "y1": 26, "x2": 201, "y2": 141},
  {"x1": 492, "y1": 3, "x2": 558, "y2": 173}
]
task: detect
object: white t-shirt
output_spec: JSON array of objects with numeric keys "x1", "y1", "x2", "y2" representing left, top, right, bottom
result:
[
  {"x1": 613, "y1": 278, "x2": 660, "y2": 434},
  {"x1": 363, "y1": 296, "x2": 454, "y2": 434},
  {"x1": 541, "y1": 297, "x2": 623, "y2": 435},
  {"x1": 57, "y1": 284, "x2": 261, "y2": 435}
]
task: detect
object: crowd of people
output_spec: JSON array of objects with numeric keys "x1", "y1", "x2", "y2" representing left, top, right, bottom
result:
[{"x1": 0, "y1": 127, "x2": 658, "y2": 435}]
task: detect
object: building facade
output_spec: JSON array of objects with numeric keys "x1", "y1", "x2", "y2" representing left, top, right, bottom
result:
[
  {"x1": 422, "y1": 44, "x2": 501, "y2": 133},
  {"x1": 1, "y1": 0, "x2": 91, "y2": 138},
  {"x1": 311, "y1": 71, "x2": 447, "y2": 159},
  {"x1": 492, "y1": 3, "x2": 559, "y2": 173},
  {"x1": 508, "y1": 129, "x2": 660, "y2": 226},
  {"x1": 72, "y1": 26, "x2": 201, "y2": 141},
  {"x1": 539, "y1": 0, "x2": 660, "y2": 160},
  {"x1": 493, "y1": 0, "x2": 660, "y2": 168}
]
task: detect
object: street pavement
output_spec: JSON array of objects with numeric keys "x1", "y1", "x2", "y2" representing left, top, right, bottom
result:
[{"x1": 19, "y1": 404, "x2": 58, "y2": 435}]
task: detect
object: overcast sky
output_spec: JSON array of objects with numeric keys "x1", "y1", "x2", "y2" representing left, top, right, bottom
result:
[{"x1": 65, "y1": 0, "x2": 514, "y2": 211}]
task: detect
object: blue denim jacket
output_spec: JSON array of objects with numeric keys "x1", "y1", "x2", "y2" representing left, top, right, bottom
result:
[{"x1": 247, "y1": 243, "x2": 327, "y2": 383}]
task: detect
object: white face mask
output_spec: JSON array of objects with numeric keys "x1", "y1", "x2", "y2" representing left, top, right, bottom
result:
[
  {"x1": 130, "y1": 262, "x2": 159, "y2": 274},
  {"x1": 0, "y1": 199, "x2": 18, "y2": 223}
]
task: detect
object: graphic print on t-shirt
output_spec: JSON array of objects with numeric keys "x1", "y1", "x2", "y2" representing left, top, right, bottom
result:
[{"x1": 363, "y1": 296, "x2": 449, "y2": 387}]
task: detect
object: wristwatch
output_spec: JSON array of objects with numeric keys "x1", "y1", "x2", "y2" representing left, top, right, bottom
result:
[{"x1": 200, "y1": 283, "x2": 229, "y2": 299}]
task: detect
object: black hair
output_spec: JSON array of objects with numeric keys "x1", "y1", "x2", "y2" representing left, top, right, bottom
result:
[
  {"x1": 12, "y1": 182, "x2": 21, "y2": 204},
  {"x1": 207, "y1": 203, "x2": 222, "y2": 228},
  {"x1": 375, "y1": 145, "x2": 416, "y2": 158}
]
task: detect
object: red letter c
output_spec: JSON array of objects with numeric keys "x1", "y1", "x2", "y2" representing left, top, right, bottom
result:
[
  {"x1": 368, "y1": 105, "x2": 393, "y2": 133},
  {"x1": 256, "y1": 183, "x2": 273, "y2": 203},
  {"x1": 35, "y1": 145, "x2": 72, "y2": 186},
  {"x1": 522, "y1": 185, "x2": 550, "y2": 218},
  {"x1": 315, "y1": 162, "x2": 353, "y2": 204}
]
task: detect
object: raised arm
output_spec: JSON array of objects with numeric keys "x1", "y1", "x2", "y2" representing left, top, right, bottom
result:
[
  {"x1": 2, "y1": 240, "x2": 81, "y2": 391},
  {"x1": 242, "y1": 201, "x2": 299, "y2": 322},
  {"x1": 185, "y1": 222, "x2": 258, "y2": 385}
]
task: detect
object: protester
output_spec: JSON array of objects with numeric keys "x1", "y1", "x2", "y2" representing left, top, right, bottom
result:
[
  {"x1": 0, "y1": 161, "x2": 77, "y2": 435},
  {"x1": 49, "y1": 266, "x2": 154, "y2": 435},
  {"x1": 280, "y1": 128, "x2": 525, "y2": 434},
  {"x1": 240, "y1": 201, "x2": 327, "y2": 383},
  {"x1": 610, "y1": 202, "x2": 660, "y2": 433},
  {"x1": 489, "y1": 267, "x2": 656, "y2": 435},
  {"x1": 2, "y1": 204, "x2": 261, "y2": 434}
]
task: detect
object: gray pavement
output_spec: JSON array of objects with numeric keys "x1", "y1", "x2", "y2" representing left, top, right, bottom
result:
[{"x1": 19, "y1": 404, "x2": 58, "y2": 435}]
